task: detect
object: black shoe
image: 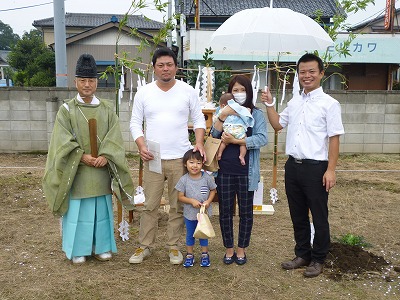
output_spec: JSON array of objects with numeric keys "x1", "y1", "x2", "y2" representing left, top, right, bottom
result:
[
  {"x1": 235, "y1": 254, "x2": 247, "y2": 265},
  {"x1": 281, "y1": 257, "x2": 310, "y2": 270},
  {"x1": 303, "y1": 261, "x2": 324, "y2": 278},
  {"x1": 223, "y1": 252, "x2": 236, "y2": 265}
]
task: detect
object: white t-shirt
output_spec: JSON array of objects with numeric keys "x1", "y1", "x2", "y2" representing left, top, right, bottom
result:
[
  {"x1": 279, "y1": 87, "x2": 345, "y2": 161},
  {"x1": 130, "y1": 80, "x2": 206, "y2": 159}
]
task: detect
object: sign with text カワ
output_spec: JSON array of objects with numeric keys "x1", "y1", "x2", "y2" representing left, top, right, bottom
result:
[{"x1": 327, "y1": 34, "x2": 400, "y2": 63}]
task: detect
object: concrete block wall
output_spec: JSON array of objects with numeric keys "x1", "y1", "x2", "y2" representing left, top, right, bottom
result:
[
  {"x1": 1, "y1": 88, "x2": 46, "y2": 152},
  {"x1": 0, "y1": 87, "x2": 399, "y2": 154},
  {"x1": 0, "y1": 88, "x2": 79, "y2": 152},
  {"x1": 330, "y1": 90, "x2": 400, "y2": 154}
]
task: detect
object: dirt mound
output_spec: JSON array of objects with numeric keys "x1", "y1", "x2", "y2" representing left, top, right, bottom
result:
[{"x1": 326, "y1": 242, "x2": 390, "y2": 280}]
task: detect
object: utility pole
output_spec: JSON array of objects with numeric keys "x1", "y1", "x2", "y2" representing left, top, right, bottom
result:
[
  {"x1": 195, "y1": 0, "x2": 200, "y2": 29},
  {"x1": 53, "y1": 0, "x2": 68, "y2": 87},
  {"x1": 167, "y1": 0, "x2": 172, "y2": 48},
  {"x1": 390, "y1": 0, "x2": 396, "y2": 33}
]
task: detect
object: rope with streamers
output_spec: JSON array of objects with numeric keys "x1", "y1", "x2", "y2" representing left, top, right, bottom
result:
[{"x1": 113, "y1": 54, "x2": 297, "y2": 76}]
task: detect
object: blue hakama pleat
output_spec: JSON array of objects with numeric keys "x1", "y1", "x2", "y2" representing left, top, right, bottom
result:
[{"x1": 62, "y1": 194, "x2": 117, "y2": 259}]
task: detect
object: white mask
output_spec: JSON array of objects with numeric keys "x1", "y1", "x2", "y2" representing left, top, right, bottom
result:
[{"x1": 233, "y1": 92, "x2": 247, "y2": 105}]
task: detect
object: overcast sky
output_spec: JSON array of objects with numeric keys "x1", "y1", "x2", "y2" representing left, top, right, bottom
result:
[
  {"x1": 0, "y1": 0, "x2": 396, "y2": 37},
  {"x1": 0, "y1": 0, "x2": 165, "y2": 36}
]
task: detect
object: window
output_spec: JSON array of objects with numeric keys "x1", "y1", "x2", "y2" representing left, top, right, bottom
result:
[{"x1": 96, "y1": 65, "x2": 117, "y2": 88}]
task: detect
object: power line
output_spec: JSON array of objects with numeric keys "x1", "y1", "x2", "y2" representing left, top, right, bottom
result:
[
  {"x1": 349, "y1": 0, "x2": 400, "y2": 27},
  {"x1": 0, "y1": 1, "x2": 53, "y2": 12}
]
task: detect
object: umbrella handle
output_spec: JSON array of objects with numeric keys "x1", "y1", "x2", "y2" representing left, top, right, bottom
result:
[{"x1": 263, "y1": 86, "x2": 276, "y2": 107}]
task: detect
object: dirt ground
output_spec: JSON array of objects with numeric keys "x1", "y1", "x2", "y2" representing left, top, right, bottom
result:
[{"x1": 0, "y1": 153, "x2": 399, "y2": 300}]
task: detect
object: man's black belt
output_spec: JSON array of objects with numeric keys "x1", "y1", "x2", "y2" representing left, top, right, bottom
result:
[{"x1": 288, "y1": 155, "x2": 323, "y2": 165}]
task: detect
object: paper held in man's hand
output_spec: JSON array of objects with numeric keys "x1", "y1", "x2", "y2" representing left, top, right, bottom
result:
[{"x1": 147, "y1": 140, "x2": 162, "y2": 174}]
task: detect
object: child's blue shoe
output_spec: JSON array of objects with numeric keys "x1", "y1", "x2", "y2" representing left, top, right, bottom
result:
[
  {"x1": 183, "y1": 254, "x2": 194, "y2": 267},
  {"x1": 200, "y1": 252, "x2": 210, "y2": 267}
]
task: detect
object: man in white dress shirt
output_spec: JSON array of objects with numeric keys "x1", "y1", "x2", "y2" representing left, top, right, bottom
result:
[{"x1": 261, "y1": 53, "x2": 345, "y2": 278}]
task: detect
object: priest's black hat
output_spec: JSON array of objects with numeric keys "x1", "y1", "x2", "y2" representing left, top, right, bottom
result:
[{"x1": 75, "y1": 54, "x2": 97, "y2": 78}]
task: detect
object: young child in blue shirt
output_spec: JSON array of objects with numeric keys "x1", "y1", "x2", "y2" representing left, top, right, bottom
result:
[{"x1": 175, "y1": 149, "x2": 217, "y2": 267}]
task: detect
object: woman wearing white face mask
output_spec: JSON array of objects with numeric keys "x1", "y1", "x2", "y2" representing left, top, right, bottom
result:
[
  {"x1": 232, "y1": 92, "x2": 247, "y2": 105},
  {"x1": 211, "y1": 75, "x2": 268, "y2": 265}
]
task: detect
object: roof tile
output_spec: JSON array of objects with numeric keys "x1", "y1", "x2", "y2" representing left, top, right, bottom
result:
[
  {"x1": 175, "y1": 0, "x2": 343, "y2": 18},
  {"x1": 33, "y1": 13, "x2": 164, "y2": 30}
]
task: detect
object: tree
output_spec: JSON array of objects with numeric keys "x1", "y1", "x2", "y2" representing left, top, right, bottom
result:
[
  {"x1": 0, "y1": 21, "x2": 20, "y2": 50},
  {"x1": 7, "y1": 29, "x2": 55, "y2": 86}
]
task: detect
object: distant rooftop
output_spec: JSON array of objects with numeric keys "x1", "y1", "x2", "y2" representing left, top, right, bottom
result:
[
  {"x1": 0, "y1": 50, "x2": 10, "y2": 64},
  {"x1": 33, "y1": 13, "x2": 165, "y2": 30},
  {"x1": 175, "y1": 0, "x2": 344, "y2": 18},
  {"x1": 350, "y1": 8, "x2": 400, "y2": 31}
]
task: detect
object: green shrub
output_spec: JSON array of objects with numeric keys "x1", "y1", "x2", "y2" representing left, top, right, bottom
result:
[{"x1": 334, "y1": 233, "x2": 372, "y2": 248}]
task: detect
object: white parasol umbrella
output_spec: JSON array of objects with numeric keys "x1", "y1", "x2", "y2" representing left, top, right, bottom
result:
[
  {"x1": 210, "y1": 6, "x2": 333, "y2": 86},
  {"x1": 209, "y1": 5, "x2": 334, "y2": 204},
  {"x1": 210, "y1": 6, "x2": 333, "y2": 56}
]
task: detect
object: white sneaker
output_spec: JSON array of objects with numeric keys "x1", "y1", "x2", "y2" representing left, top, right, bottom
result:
[
  {"x1": 94, "y1": 251, "x2": 112, "y2": 261},
  {"x1": 72, "y1": 256, "x2": 86, "y2": 264},
  {"x1": 129, "y1": 247, "x2": 150, "y2": 264},
  {"x1": 169, "y1": 249, "x2": 183, "y2": 265}
]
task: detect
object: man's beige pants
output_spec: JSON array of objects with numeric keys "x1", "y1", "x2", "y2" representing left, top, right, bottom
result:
[{"x1": 138, "y1": 159, "x2": 185, "y2": 250}]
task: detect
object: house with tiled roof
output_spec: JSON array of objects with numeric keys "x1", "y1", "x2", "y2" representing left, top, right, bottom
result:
[
  {"x1": 33, "y1": 13, "x2": 168, "y2": 88},
  {"x1": 33, "y1": 13, "x2": 165, "y2": 46}
]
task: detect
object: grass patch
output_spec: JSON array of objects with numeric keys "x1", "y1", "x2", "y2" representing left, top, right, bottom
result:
[{"x1": 334, "y1": 233, "x2": 372, "y2": 248}]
